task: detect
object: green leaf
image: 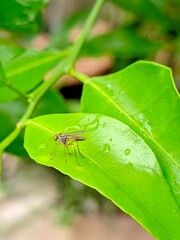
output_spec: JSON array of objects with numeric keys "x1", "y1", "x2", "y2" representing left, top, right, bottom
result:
[
  {"x1": 81, "y1": 29, "x2": 161, "y2": 57},
  {"x1": 24, "y1": 113, "x2": 180, "y2": 239},
  {"x1": 0, "y1": 60, "x2": 7, "y2": 87},
  {"x1": 0, "y1": 89, "x2": 68, "y2": 156},
  {"x1": 33, "y1": 91, "x2": 68, "y2": 117},
  {"x1": 0, "y1": 0, "x2": 49, "y2": 33},
  {"x1": 0, "y1": 46, "x2": 64, "y2": 102},
  {"x1": 110, "y1": 0, "x2": 170, "y2": 27},
  {"x1": 51, "y1": 9, "x2": 88, "y2": 49},
  {"x1": 0, "y1": 46, "x2": 26, "y2": 66},
  {"x1": 81, "y1": 61, "x2": 180, "y2": 207}
]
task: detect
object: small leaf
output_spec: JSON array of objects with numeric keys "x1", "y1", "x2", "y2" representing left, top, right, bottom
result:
[
  {"x1": 0, "y1": 46, "x2": 64, "y2": 102},
  {"x1": 24, "y1": 113, "x2": 180, "y2": 239}
]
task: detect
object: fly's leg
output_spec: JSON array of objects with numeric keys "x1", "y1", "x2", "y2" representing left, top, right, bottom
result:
[
  {"x1": 66, "y1": 145, "x2": 72, "y2": 155},
  {"x1": 73, "y1": 144, "x2": 81, "y2": 167},
  {"x1": 67, "y1": 142, "x2": 81, "y2": 166},
  {"x1": 64, "y1": 145, "x2": 72, "y2": 164},
  {"x1": 50, "y1": 142, "x2": 57, "y2": 160},
  {"x1": 64, "y1": 146, "x2": 67, "y2": 164},
  {"x1": 76, "y1": 141, "x2": 85, "y2": 158}
]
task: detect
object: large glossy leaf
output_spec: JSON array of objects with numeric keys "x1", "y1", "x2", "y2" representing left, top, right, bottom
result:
[
  {"x1": 81, "y1": 61, "x2": 180, "y2": 207},
  {"x1": 0, "y1": 89, "x2": 68, "y2": 156},
  {"x1": 0, "y1": 46, "x2": 64, "y2": 102},
  {"x1": 0, "y1": 0, "x2": 49, "y2": 33},
  {"x1": 24, "y1": 113, "x2": 180, "y2": 239}
]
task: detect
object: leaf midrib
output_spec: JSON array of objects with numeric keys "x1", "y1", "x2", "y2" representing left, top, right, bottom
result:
[{"x1": 6, "y1": 54, "x2": 60, "y2": 78}]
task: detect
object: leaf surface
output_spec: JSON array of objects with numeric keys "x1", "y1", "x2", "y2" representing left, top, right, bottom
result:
[
  {"x1": 81, "y1": 29, "x2": 160, "y2": 57},
  {"x1": 111, "y1": 0, "x2": 170, "y2": 26},
  {"x1": 0, "y1": 46, "x2": 64, "y2": 102},
  {"x1": 24, "y1": 113, "x2": 180, "y2": 239},
  {"x1": 81, "y1": 61, "x2": 180, "y2": 207}
]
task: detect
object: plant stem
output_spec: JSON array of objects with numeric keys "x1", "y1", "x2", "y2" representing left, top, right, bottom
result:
[
  {"x1": 0, "y1": 0, "x2": 105, "y2": 172},
  {"x1": 69, "y1": 69, "x2": 91, "y2": 84},
  {"x1": 64, "y1": 0, "x2": 105, "y2": 71}
]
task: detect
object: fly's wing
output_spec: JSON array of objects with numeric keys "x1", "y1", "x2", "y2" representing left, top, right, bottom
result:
[{"x1": 64, "y1": 130, "x2": 86, "y2": 141}]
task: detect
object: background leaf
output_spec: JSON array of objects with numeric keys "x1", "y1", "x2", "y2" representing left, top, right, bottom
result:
[
  {"x1": 0, "y1": 89, "x2": 68, "y2": 156},
  {"x1": 24, "y1": 113, "x2": 180, "y2": 239},
  {"x1": 0, "y1": 0, "x2": 49, "y2": 33},
  {"x1": 0, "y1": 46, "x2": 64, "y2": 102},
  {"x1": 111, "y1": 0, "x2": 180, "y2": 33},
  {"x1": 50, "y1": 9, "x2": 88, "y2": 49},
  {"x1": 81, "y1": 61, "x2": 180, "y2": 206},
  {"x1": 111, "y1": 0, "x2": 171, "y2": 27},
  {"x1": 81, "y1": 29, "x2": 161, "y2": 57},
  {"x1": 0, "y1": 60, "x2": 7, "y2": 87}
]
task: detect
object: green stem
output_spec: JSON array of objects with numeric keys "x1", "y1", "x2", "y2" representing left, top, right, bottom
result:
[
  {"x1": 69, "y1": 68, "x2": 91, "y2": 84},
  {"x1": 0, "y1": 0, "x2": 104, "y2": 172},
  {"x1": 64, "y1": 0, "x2": 105, "y2": 71}
]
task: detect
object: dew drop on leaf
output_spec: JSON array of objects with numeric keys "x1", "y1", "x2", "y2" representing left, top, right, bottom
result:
[
  {"x1": 125, "y1": 148, "x2": 131, "y2": 155},
  {"x1": 103, "y1": 143, "x2": 111, "y2": 153}
]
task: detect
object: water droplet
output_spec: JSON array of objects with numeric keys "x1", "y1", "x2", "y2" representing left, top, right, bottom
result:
[
  {"x1": 102, "y1": 143, "x2": 111, "y2": 153},
  {"x1": 135, "y1": 113, "x2": 152, "y2": 132},
  {"x1": 39, "y1": 143, "x2": 46, "y2": 149},
  {"x1": 130, "y1": 165, "x2": 134, "y2": 173},
  {"x1": 79, "y1": 115, "x2": 100, "y2": 131},
  {"x1": 127, "y1": 163, "x2": 134, "y2": 173},
  {"x1": 125, "y1": 148, "x2": 131, "y2": 155}
]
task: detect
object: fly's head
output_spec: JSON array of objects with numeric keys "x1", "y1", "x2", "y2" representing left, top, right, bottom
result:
[{"x1": 53, "y1": 134, "x2": 59, "y2": 141}]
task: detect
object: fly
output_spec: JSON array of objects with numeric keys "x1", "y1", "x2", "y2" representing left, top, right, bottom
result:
[{"x1": 51, "y1": 130, "x2": 85, "y2": 166}]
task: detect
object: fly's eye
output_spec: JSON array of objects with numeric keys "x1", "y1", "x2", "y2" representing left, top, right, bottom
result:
[{"x1": 53, "y1": 134, "x2": 58, "y2": 141}]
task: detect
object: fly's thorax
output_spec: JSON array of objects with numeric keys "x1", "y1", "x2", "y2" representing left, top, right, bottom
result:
[{"x1": 59, "y1": 133, "x2": 68, "y2": 145}]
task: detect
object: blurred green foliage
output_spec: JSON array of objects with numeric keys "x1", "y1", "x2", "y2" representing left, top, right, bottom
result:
[{"x1": 0, "y1": 0, "x2": 49, "y2": 33}]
